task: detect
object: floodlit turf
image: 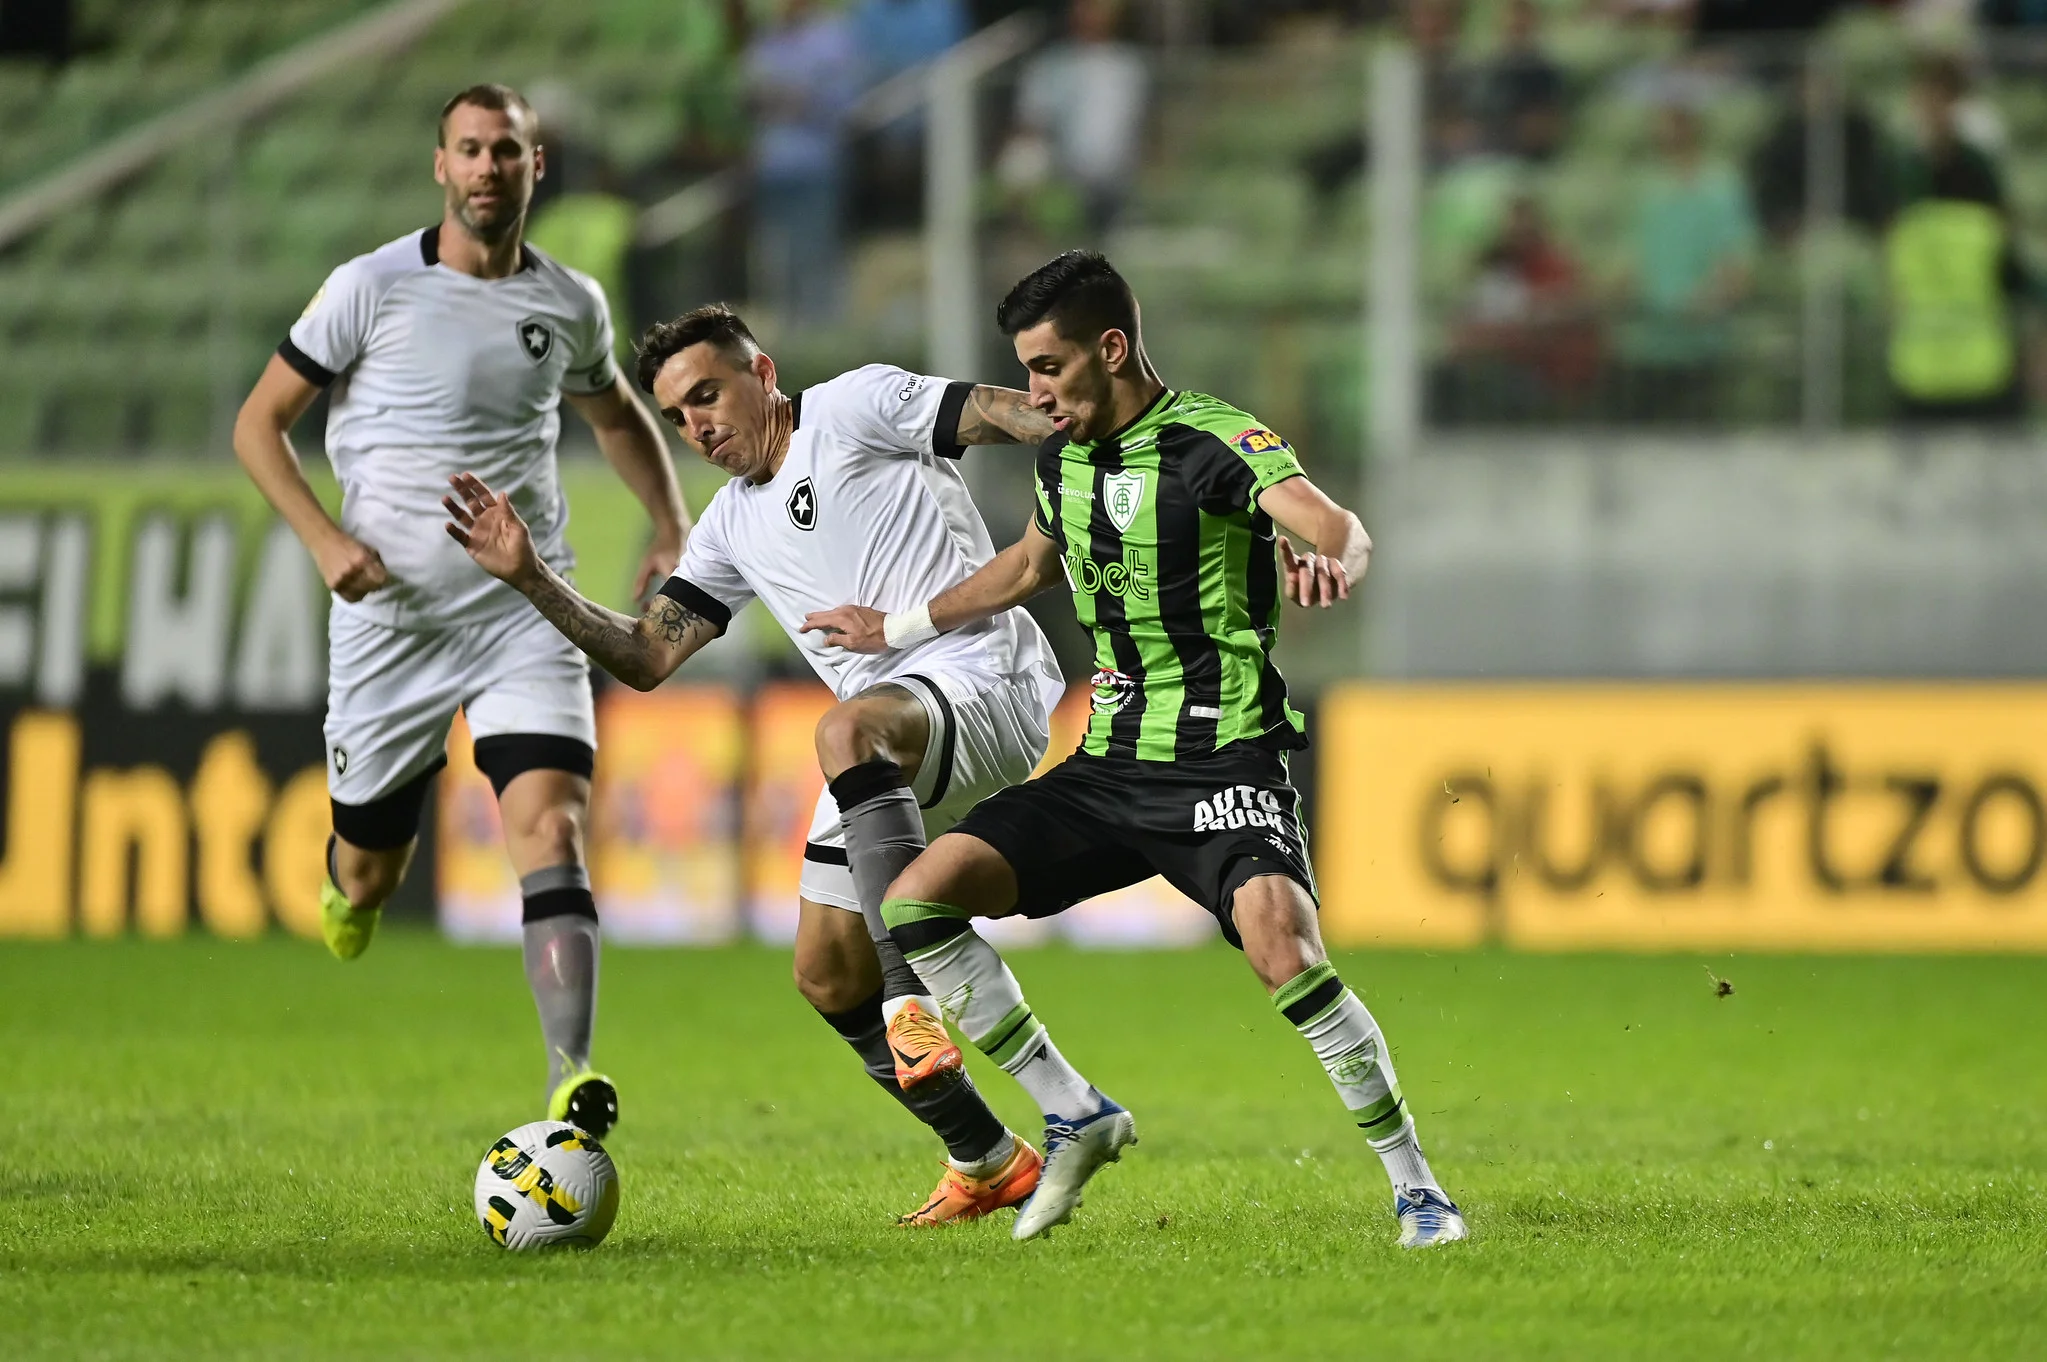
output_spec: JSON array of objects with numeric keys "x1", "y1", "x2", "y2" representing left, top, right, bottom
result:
[{"x1": 4, "y1": 935, "x2": 2044, "y2": 1360}]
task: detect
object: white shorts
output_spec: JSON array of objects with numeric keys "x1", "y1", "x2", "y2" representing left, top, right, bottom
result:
[
  {"x1": 799, "y1": 668, "x2": 1059, "y2": 911},
  {"x1": 325, "y1": 604, "x2": 597, "y2": 805}
]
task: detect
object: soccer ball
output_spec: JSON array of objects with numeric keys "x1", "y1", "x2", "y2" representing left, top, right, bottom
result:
[{"x1": 473, "y1": 1120, "x2": 619, "y2": 1250}]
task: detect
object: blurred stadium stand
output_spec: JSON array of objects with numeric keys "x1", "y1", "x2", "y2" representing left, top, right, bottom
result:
[{"x1": 2, "y1": 1, "x2": 2047, "y2": 686}]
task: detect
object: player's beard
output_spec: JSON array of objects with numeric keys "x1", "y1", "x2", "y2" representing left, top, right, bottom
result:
[
  {"x1": 452, "y1": 188, "x2": 524, "y2": 245},
  {"x1": 1069, "y1": 363, "x2": 1116, "y2": 442}
]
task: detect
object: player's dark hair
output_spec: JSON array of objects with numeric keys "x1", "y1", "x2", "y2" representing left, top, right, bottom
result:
[
  {"x1": 634, "y1": 305, "x2": 761, "y2": 394},
  {"x1": 438, "y1": 83, "x2": 538, "y2": 145},
  {"x1": 995, "y1": 250, "x2": 1139, "y2": 345}
]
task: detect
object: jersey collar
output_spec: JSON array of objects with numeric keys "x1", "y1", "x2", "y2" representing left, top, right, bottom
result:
[
  {"x1": 1076, "y1": 385, "x2": 1174, "y2": 454},
  {"x1": 420, "y1": 225, "x2": 537, "y2": 274}
]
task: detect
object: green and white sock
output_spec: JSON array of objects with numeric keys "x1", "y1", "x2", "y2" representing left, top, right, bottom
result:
[
  {"x1": 1276, "y1": 961, "x2": 1440, "y2": 1196},
  {"x1": 883, "y1": 897, "x2": 1102, "y2": 1120}
]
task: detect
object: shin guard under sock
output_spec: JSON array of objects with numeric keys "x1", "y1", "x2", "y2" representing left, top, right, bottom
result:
[
  {"x1": 1276, "y1": 961, "x2": 1442, "y2": 1196},
  {"x1": 521, "y1": 863, "x2": 599, "y2": 1097}
]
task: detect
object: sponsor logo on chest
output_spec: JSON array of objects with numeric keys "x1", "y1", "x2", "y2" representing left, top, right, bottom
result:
[{"x1": 1063, "y1": 548, "x2": 1152, "y2": 600}]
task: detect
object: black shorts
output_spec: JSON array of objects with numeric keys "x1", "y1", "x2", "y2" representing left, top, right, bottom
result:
[{"x1": 949, "y1": 741, "x2": 1317, "y2": 949}]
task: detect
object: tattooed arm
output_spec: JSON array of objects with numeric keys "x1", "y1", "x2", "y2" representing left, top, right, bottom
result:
[
  {"x1": 519, "y1": 561, "x2": 718, "y2": 690},
  {"x1": 953, "y1": 385, "x2": 1056, "y2": 446},
  {"x1": 443, "y1": 471, "x2": 717, "y2": 691}
]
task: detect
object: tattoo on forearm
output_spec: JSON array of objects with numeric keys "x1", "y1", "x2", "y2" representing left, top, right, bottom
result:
[
  {"x1": 958, "y1": 386, "x2": 1056, "y2": 446},
  {"x1": 525, "y1": 568, "x2": 704, "y2": 689}
]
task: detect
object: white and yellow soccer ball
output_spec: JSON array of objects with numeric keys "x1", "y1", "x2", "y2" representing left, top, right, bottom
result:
[{"x1": 473, "y1": 1120, "x2": 619, "y2": 1250}]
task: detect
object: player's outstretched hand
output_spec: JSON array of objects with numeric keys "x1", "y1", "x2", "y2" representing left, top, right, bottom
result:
[
  {"x1": 1277, "y1": 535, "x2": 1348, "y2": 609},
  {"x1": 444, "y1": 472, "x2": 539, "y2": 587},
  {"x1": 316, "y1": 533, "x2": 390, "y2": 602},
  {"x1": 800, "y1": 605, "x2": 888, "y2": 654}
]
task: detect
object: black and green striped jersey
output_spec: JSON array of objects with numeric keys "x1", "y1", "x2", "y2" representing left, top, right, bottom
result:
[{"x1": 1033, "y1": 388, "x2": 1308, "y2": 762}]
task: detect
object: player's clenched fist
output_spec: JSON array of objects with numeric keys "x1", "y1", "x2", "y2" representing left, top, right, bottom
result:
[
  {"x1": 1277, "y1": 535, "x2": 1348, "y2": 609},
  {"x1": 444, "y1": 471, "x2": 541, "y2": 588},
  {"x1": 800, "y1": 604, "x2": 888, "y2": 653},
  {"x1": 316, "y1": 533, "x2": 390, "y2": 602}
]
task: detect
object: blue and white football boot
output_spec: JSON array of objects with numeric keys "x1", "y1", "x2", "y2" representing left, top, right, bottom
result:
[
  {"x1": 1011, "y1": 1093, "x2": 1138, "y2": 1240},
  {"x1": 1395, "y1": 1186, "x2": 1469, "y2": 1248}
]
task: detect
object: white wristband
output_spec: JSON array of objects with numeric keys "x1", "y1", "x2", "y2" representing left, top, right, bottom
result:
[{"x1": 883, "y1": 602, "x2": 939, "y2": 651}]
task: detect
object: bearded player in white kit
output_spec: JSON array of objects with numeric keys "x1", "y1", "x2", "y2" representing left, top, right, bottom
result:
[
  {"x1": 231, "y1": 85, "x2": 688, "y2": 1137},
  {"x1": 444, "y1": 305, "x2": 1132, "y2": 1233}
]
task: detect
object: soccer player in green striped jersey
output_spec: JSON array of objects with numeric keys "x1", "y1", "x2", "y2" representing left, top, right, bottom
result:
[{"x1": 802, "y1": 251, "x2": 1466, "y2": 1248}]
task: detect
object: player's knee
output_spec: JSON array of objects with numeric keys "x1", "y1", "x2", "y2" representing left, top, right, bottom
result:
[
  {"x1": 516, "y1": 803, "x2": 586, "y2": 864},
  {"x1": 813, "y1": 702, "x2": 890, "y2": 779},
  {"x1": 1229, "y1": 874, "x2": 1323, "y2": 986},
  {"x1": 335, "y1": 845, "x2": 408, "y2": 910},
  {"x1": 884, "y1": 834, "x2": 1014, "y2": 918},
  {"x1": 791, "y1": 953, "x2": 865, "y2": 1013}
]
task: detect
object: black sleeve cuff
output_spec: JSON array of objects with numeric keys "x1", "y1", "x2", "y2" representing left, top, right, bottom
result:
[
  {"x1": 932, "y1": 380, "x2": 974, "y2": 460},
  {"x1": 655, "y1": 577, "x2": 732, "y2": 635},
  {"x1": 277, "y1": 338, "x2": 336, "y2": 388}
]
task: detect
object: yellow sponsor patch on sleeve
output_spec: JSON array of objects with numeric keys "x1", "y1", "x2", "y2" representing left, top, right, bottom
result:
[{"x1": 1234, "y1": 427, "x2": 1291, "y2": 457}]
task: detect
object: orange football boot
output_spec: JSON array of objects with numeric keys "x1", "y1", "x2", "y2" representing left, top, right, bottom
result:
[
  {"x1": 885, "y1": 998, "x2": 963, "y2": 1089},
  {"x1": 898, "y1": 1140, "x2": 1043, "y2": 1227}
]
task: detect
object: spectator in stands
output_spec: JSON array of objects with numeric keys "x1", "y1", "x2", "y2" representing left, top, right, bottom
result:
[
  {"x1": 1606, "y1": 0, "x2": 1846, "y2": 31},
  {"x1": 0, "y1": 0, "x2": 73, "y2": 63},
  {"x1": 854, "y1": 0, "x2": 966, "y2": 84},
  {"x1": 1692, "y1": 0, "x2": 1848, "y2": 34},
  {"x1": 1410, "y1": 0, "x2": 1484, "y2": 167},
  {"x1": 849, "y1": 0, "x2": 967, "y2": 231},
  {"x1": 1008, "y1": 0, "x2": 1149, "y2": 234},
  {"x1": 1749, "y1": 59, "x2": 1891, "y2": 241},
  {"x1": 529, "y1": 167, "x2": 639, "y2": 360},
  {"x1": 746, "y1": 0, "x2": 863, "y2": 323},
  {"x1": 1613, "y1": 101, "x2": 1757, "y2": 423},
  {"x1": 1604, "y1": 0, "x2": 1695, "y2": 31},
  {"x1": 1982, "y1": 0, "x2": 2047, "y2": 25},
  {"x1": 1884, "y1": 55, "x2": 2028, "y2": 423},
  {"x1": 1472, "y1": 0, "x2": 1565, "y2": 163},
  {"x1": 1448, "y1": 194, "x2": 1601, "y2": 416}
]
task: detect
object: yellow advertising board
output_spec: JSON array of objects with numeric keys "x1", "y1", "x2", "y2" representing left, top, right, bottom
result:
[
  {"x1": 743, "y1": 683, "x2": 836, "y2": 942},
  {"x1": 438, "y1": 691, "x2": 746, "y2": 943},
  {"x1": 1318, "y1": 685, "x2": 2047, "y2": 951}
]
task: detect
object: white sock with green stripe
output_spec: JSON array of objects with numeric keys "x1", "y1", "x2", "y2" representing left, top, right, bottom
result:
[
  {"x1": 882, "y1": 897, "x2": 1101, "y2": 1120},
  {"x1": 1276, "y1": 961, "x2": 1440, "y2": 1197}
]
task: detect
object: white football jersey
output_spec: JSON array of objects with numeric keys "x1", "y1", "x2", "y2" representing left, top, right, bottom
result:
[
  {"x1": 663, "y1": 365, "x2": 1059, "y2": 701},
  {"x1": 283, "y1": 226, "x2": 617, "y2": 630}
]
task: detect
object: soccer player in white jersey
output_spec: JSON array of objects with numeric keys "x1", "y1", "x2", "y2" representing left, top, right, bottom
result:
[
  {"x1": 443, "y1": 304, "x2": 1128, "y2": 1230},
  {"x1": 231, "y1": 85, "x2": 689, "y2": 1138}
]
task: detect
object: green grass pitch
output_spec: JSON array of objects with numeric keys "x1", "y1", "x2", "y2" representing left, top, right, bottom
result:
[{"x1": 4, "y1": 935, "x2": 2044, "y2": 1359}]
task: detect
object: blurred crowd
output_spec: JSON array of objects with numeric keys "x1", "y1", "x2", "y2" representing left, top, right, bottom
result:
[
  {"x1": 497, "y1": 0, "x2": 2047, "y2": 430},
  {"x1": 1410, "y1": 0, "x2": 2047, "y2": 426},
  {"x1": 520, "y1": 0, "x2": 1169, "y2": 336}
]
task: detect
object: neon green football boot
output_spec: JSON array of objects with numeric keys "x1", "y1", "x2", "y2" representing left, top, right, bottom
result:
[
  {"x1": 548, "y1": 1061, "x2": 621, "y2": 1139},
  {"x1": 319, "y1": 877, "x2": 380, "y2": 961}
]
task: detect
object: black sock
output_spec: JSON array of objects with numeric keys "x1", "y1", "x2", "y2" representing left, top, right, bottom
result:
[
  {"x1": 819, "y1": 989, "x2": 1006, "y2": 1165},
  {"x1": 830, "y1": 759, "x2": 936, "y2": 1004}
]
